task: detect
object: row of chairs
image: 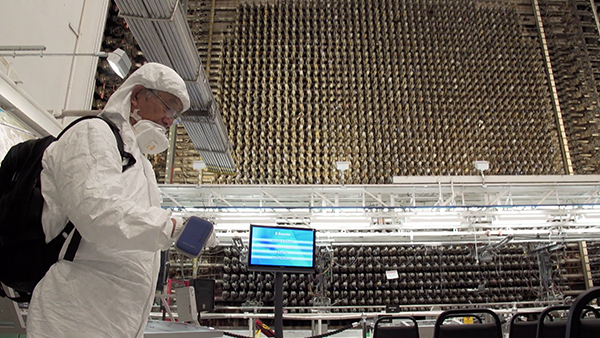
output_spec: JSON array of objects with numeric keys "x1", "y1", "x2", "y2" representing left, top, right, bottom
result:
[{"x1": 372, "y1": 287, "x2": 600, "y2": 338}]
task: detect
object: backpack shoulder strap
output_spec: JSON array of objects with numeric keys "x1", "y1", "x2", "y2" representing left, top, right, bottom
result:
[
  {"x1": 62, "y1": 221, "x2": 79, "y2": 262},
  {"x1": 58, "y1": 115, "x2": 137, "y2": 262},
  {"x1": 58, "y1": 116, "x2": 136, "y2": 172}
]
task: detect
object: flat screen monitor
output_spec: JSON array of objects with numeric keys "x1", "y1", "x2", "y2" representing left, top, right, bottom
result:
[{"x1": 247, "y1": 224, "x2": 316, "y2": 273}]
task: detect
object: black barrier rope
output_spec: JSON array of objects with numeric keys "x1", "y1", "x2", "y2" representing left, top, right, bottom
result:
[
  {"x1": 222, "y1": 322, "x2": 358, "y2": 338},
  {"x1": 304, "y1": 322, "x2": 357, "y2": 338},
  {"x1": 223, "y1": 331, "x2": 253, "y2": 338}
]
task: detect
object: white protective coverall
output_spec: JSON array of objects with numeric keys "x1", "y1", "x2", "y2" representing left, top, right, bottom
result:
[{"x1": 26, "y1": 63, "x2": 191, "y2": 338}]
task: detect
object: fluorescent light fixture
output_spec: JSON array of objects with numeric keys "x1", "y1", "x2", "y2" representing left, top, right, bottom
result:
[
  {"x1": 401, "y1": 221, "x2": 465, "y2": 229},
  {"x1": 404, "y1": 213, "x2": 462, "y2": 220},
  {"x1": 492, "y1": 220, "x2": 550, "y2": 227},
  {"x1": 216, "y1": 216, "x2": 274, "y2": 221},
  {"x1": 106, "y1": 48, "x2": 131, "y2": 78},
  {"x1": 492, "y1": 210, "x2": 548, "y2": 218},
  {"x1": 311, "y1": 213, "x2": 367, "y2": 219},
  {"x1": 570, "y1": 218, "x2": 600, "y2": 225},
  {"x1": 310, "y1": 222, "x2": 373, "y2": 229}
]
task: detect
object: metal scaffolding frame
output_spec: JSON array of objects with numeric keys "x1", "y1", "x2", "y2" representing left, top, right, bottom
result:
[{"x1": 160, "y1": 175, "x2": 600, "y2": 245}]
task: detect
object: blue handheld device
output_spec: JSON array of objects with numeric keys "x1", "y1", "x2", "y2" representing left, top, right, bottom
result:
[{"x1": 174, "y1": 216, "x2": 214, "y2": 258}]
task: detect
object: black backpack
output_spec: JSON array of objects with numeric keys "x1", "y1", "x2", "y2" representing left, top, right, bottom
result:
[{"x1": 0, "y1": 115, "x2": 136, "y2": 302}]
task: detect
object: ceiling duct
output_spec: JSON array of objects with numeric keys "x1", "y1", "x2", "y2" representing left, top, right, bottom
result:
[{"x1": 114, "y1": 0, "x2": 235, "y2": 174}]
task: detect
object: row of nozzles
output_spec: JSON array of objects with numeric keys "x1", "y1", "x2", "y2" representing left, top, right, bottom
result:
[
  {"x1": 219, "y1": 281, "x2": 537, "y2": 304},
  {"x1": 212, "y1": 243, "x2": 555, "y2": 305},
  {"x1": 220, "y1": 287, "x2": 533, "y2": 305},
  {"x1": 166, "y1": 243, "x2": 569, "y2": 308},
  {"x1": 232, "y1": 20, "x2": 518, "y2": 40},
  {"x1": 212, "y1": 0, "x2": 561, "y2": 184},
  {"x1": 216, "y1": 107, "x2": 560, "y2": 183},
  {"x1": 234, "y1": 0, "x2": 517, "y2": 27}
]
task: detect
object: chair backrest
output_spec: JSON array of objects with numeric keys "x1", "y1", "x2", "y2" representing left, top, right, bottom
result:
[
  {"x1": 508, "y1": 311, "x2": 541, "y2": 338},
  {"x1": 433, "y1": 308, "x2": 502, "y2": 338},
  {"x1": 536, "y1": 305, "x2": 570, "y2": 338},
  {"x1": 566, "y1": 287, "x2": 600, "y2": 338},
  {"x1": 374, "y1": 316, "x2": 419, "y2": 338}
]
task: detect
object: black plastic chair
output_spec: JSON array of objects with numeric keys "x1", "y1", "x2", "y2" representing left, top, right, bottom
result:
[
  {"x1": 536, "y1": 305, "x2": 570, "y2": 338},
  {"x1": 581, "y1": 307, "x2": 600, "y2": 318},
  {"x1": 373, "y1": 316, "x2": 419, "y2": 338},
  {"x1": 566, "y1": 287, "x2": 600, "y2": 338},
  {"x1": 537, "y1": 304, "x2": 600, "y2": 338},
  {"x1": 433, "y1": 308, "x2": 502, "y2": 338},
  {"x1": 508, "y1": 311, "x2": 541, "y2": 338}
]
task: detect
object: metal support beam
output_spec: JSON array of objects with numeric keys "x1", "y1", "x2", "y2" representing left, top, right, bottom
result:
[
  {"x1": 580, "y1": 241, "x2": 594, "y2": 289},
  {"x1": 0, "y1": 70, "x2": 62, "y2": 137},
  {"x1": 363, "y1": 190, "x2": 387, "y2": 207},
  {"x1": 165, "y1": 124, "x2": 178, "y2": 184},
  {"x1": 537, "y1": 190, "x2": 556, "y2": 205},
  {"x1": 262, "y1": 190, "x2": 286, "y2": 207},
  {"x1": 489, "y1": 190, "x2": 509, "y2": 207},
  {"x1": 208, "y1": 189, "x2": 234, "y2": 207},
  {"x1": 531, "y1": 0, "x2": 574, "y2": 175},
  {"x1": 313, "y1": 191, "x2": 335, "y2": 207}
]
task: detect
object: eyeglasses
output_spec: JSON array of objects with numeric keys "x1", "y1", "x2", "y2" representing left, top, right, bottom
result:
[{"x1": 148, "y1": 89, "x2": 182, "y2": 122}]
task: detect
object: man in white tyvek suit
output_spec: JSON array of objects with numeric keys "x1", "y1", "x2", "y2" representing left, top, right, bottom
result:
[{"x1": 26, "y1": 63, "x2": 192, "y2": 337}]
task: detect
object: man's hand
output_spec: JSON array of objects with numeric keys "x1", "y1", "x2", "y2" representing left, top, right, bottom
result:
[{"x1": 170, "y1": 217, "x2": 185, "y2": 239}]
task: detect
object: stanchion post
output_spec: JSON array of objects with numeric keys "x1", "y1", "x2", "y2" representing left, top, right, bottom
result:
[{"x1": 361, "y1": 313, "x2": 368, "y2": 338}]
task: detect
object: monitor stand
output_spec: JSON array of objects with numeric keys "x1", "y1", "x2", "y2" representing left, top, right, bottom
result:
[{"x1": 274, "y1": 272, "x2": 283, "y2": 338}]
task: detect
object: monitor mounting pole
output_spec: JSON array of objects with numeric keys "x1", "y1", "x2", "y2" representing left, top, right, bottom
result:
[{"x1": 275, "y1": 271, "x2": 283, "y2": 338}]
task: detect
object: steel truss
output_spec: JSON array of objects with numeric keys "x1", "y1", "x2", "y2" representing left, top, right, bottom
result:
[{"x1": 159, "y1": 175, "x2": 600, "y2": 245}]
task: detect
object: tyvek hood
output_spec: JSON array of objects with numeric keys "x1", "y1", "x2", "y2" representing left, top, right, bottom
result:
[{"x1": 102, "y1": 62, "x2": 191, "y2": 122}]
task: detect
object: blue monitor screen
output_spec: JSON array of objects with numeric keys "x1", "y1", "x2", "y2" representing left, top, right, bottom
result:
[{"x1": 248, "y1": 225, "x2": 316, "y2": 273}]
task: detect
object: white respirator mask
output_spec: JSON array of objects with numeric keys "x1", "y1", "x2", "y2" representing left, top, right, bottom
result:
[{"x1": 131, "y1": 118, "x2": 169, "y2": 155}]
